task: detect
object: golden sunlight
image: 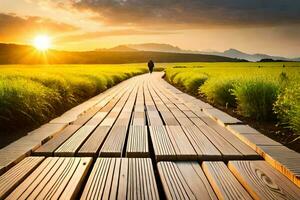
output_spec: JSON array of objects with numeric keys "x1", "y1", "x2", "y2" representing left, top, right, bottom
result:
[{"x1": 33, "y1": 35, "x2": 51, "y2": 51}]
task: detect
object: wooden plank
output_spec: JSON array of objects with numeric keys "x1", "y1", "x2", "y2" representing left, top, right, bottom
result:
[
  {"x1": 80, "y1": 158, "x2": 159, "y2": 200},
  {"x1": 256, "y1": 145, "x2": 300, "y2": 187},
  {"x1": 148, "y1": 83, "x2": 180, "y2": 127},
  {"x1": 176, "y1": 117, "x2": 195, "y2": 126},
  {"x1": 27, "y1": 123, "x2": 67, "y2": 143},
  {"x1": 152, "y1": 76, "x2": 212, "y2": 110},
  {"x1": 227, "y1": 124, "x2": 261, "y2": 135},
  {"x1": 0, "y1": 123, "x2": 65, "y2": 173},
  {"x1": 157, "y1": 161, "x2": 218, "y2": 200},
  {"x1": 85, "y1": 112, "x2": 108, "y2": 126},
  {"x1": 228, "y1": 160, "x2": 300, "y2": 199},
  {"x1": 147, "y1": 111, "x2": 164, "y2": 126},
  {"x1": 202, "y1": 117, "x2": 260, "y2": 159},
  {"x1": 34, "y1": 125, "x2": 81, "y2": 156},
  {"x1": 149, "y1": 126, "x2": 176, "y2": 161},
  {"x1": 203, "y1": 108, "x2": 242, "y2": 126},
  {"x1": 182, "y1": 110, "x2": 197, "y2": 118},
  {"x1": 202, "y1": 161, "x2": 252, "y2": 200},
  {"x1": 191, "y1": 119, "x2": 243, "y2": 160},
  {"x1": 71, "y1": 107, "x2": 100, "y2": 125},
  {"x1": 165, "y1": 126, "x2": 197, "y2": 160},
  {"x1": 132, "y1": 112, "x2": 146, "y2": 125},
  {"x1": 239, "y1": 134, "x2": 282, "y2": 150},
  {"x1": 0, "y1": 141, "x2": 36, "y2": 175},
  {"x1": 118, "y1": 159, "x2": 128, "y2": 200},
  {"x1": 80, "y1": 158, "x2": 112, "y2": 199},
  {"x1": 181, "y1": 125, "x2": 222, "y2": 160},
  {"x1": 150, "y1": 81, "x2": 247, "y2": 160},
  {"x1": 163, "y1": 118, "x2": 180, "y2": 126},
  {"x1": 77, "y1": 126, "x2": 111, "y2": 157},
  {"x1": 7, "y1": 157, "x2": 92, "y2": 200},
  {"x1": 98, "y1": 81, "x2": 139, "y2": 157},
  {"x1": 128, "y1": 158, "x2": 160, "y2": 200},
  {"x1": 227, "y1": 124, "x2": 282, "y2": 150},
  {"x1": 176, "y1": 103, "x2": 190, "y2": 111},
  {"x1": 99, "y1": 126, "x2": 128, "y2": 157},
  {"x1": 171, "y1": 109, "x2": 187, "y2": 119},
  {"x1": 100, "y1": 116, "x2": 117, "y2": 126},
  {"x1": 49, "y1": 77, "x2": 130, "y2": 124},
  {"x1": 101, "y1": 158, "x2": 119, "y2": 199},
  {"x1": 126, "y1": 126, "x2": 149, "y2": 157},
  {"x1": 54, "y1": 125, "x2": 96, "y2": 156},
  {"x1": 99, "y1": 97, "x2": 127, "y2": 126},
  {"x1": 144, "y1": 80, "x2": 164, "y2": 127},
  {"x1": 0, "y1": 157, "x2": 44, "y2": 199}
]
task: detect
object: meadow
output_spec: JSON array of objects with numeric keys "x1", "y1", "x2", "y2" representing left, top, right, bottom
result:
[
  {"x1": 164, "y1": 62, "x2": 300, "y2": 136},
  {"x1": 0, "y1": 64, "x2": 148, "y2": 145}
]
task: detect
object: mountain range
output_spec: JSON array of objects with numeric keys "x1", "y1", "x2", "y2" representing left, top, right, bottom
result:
[
  {"x1": 1, "y1": 42, "x2": 299, "y2": 64},
  {"x1": 0, "y1": 43, "x2": 241, "y2": 64},
  {"x1": 100, "y1": 43, "x2": 300, "y2": 62}
]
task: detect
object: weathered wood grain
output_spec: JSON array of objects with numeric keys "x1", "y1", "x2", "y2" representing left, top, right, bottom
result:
[
  {"x1": 80, "y1": 158, "x2": 159, "y2": 200},
  {"x1": 157, "y1": 161, "x2": 218, "y2": 200},
  {"x1": 228, "y1": 160, "x2": 300, "y2": 199},
  {"x1": 202, "y1": 161, "x2": 252, "y2": 200},
  {"x1": 0, "y1": 157, "x2": 44, "y2": 199},
  {"x1": 126, "y1": 126, "x2": 149, "y2": 157},
  {"x1": 6, "y1": 157, "x2": 92, "y2": 200}
]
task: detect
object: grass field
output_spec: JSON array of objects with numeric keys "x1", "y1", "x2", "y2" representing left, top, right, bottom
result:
[
  {"x1": 0, "y1": 64, "x2": 148, "y2": 142},
  {"x1": 164, "y1": 62, "x2": 300, "y2": 134}
]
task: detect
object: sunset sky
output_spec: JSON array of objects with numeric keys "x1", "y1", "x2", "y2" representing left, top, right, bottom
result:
[{"x1": 1, "y1": 0, "x2": 300, "y2": 57}]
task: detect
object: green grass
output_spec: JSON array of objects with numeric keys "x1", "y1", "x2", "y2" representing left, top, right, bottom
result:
[
  {"x1": 164, "y1": 62, "x2": 300, "y2": 133},
  {"x1": 0, "y1": 64, "x2": 148, "y2": 133},
  {"x1": 232, "y1": 79, "x2": 279, "y2": 120},
  {"x1": 200, "y1": 77, "x2": 237, "y2": 107}
]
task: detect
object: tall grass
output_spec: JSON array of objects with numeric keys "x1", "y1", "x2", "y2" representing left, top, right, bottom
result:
[
  {"x1": 232, "y1": 79, "x2": 279, "y2": 120},
  {"x1": 164, "y1": 62, "x2": 300, "y2": 133},
  {"x1": 165, "y1": 68, "x2": 208, "y2": 95},
  {"x1": 0, "y1": 64, "x2": 147, "y2": 133},
  {"x1": 200, "y1": 78, "x2": 237, "y2": 107},
  {"x1": 274, "y1": 81, "x2": 300, "y2": 133}
]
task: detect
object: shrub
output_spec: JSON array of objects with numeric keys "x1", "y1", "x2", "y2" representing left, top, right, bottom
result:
[
  {"x1": 166, "y1": 69, "x2": 208, "y2": 94},
  {"x1": 0, "y1": 78, "x2": 60, "y2": 130},
  {"x1": 274, "y1": 82, "x2": 300, "y2": 133},
  {"x1": 200, "y1": 78, "x2": 237, "y2": 107},
  {"x1": 165, "y1": 69, "x2": 180, "y2": 83},
  {"x1": 182, "y1": 74, "x2": 208, "y2": 94},
  {"x1": 232, "y1": 79, "x2": 279, "y2": 121}
]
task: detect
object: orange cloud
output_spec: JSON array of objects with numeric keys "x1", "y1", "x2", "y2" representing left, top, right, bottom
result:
[
  {"x1": 56, "y1": 29, "x2": 174, "y2": 43},
  {"x1": 0, "y1": 13, "x2": 78, "y2": 42}
]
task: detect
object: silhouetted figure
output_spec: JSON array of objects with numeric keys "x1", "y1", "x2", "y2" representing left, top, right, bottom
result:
[{"x1": 148, "y1": 60, "x2": 154, "y2": 73}]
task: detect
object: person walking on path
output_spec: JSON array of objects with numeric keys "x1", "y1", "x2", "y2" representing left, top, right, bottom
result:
[{"x1": 148, "y1": 60, "x2": 154, "y2": 73}]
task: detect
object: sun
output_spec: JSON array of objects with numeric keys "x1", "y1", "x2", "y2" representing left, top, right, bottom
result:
[{"x1": 34, "y1": 35, "x2": 51, "y2": 51}]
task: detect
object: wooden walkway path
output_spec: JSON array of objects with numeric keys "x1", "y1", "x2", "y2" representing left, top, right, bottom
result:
[{"x1": 0, "y1": 72, "x2": 299, "y2": 199}]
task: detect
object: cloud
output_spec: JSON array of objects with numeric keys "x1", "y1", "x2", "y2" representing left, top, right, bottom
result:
[
  {"x1": 57, "y1": 29, "x2": 174, "y2": 43},
  {"x1": 0, "y1": 13, "x2": 78, "y2": 41},
  {"x1": 60, "y1": 0, "x2": 300, "y2": 28}
]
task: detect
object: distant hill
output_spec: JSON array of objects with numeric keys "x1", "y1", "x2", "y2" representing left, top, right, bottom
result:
[
  {"x1": 127, "y1": 43, "x2": 184, "y2": 53},
  {"x1": 102, "y1": 43, "x2": 199, "y2": 54},
  {"x1": 105, "y1": 45, "x2": 138, "y2": 52},
  {"x1": 0, "y1": 43, "x2": 242, "y2": 64},
  {"x1": 205, "y1": 48, "x2": 297, "y2": 62},
  {"x1": 104, "y1": 43, "x2": 299, "y2": 62}
]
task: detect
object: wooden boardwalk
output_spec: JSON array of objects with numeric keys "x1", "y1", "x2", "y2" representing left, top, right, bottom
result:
[{"x1": 0, "y1": 72, "x2": 299, "y2": 199}]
